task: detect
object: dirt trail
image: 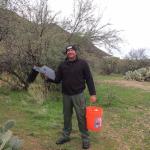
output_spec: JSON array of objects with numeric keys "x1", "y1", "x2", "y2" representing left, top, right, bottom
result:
[
  {"x1": 22, "y1": 136, "x2": 44, "y2": 150},
  {"x1": 101, "y1": 80, "x2": 150, "y2": 91}
]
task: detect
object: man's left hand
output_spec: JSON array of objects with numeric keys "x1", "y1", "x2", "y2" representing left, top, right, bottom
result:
[{"x1": 90, "y1": 95, "x2": 97, "y2": 103}]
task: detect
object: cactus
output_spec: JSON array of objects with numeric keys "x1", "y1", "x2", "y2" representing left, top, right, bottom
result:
[
  {"x1": 0, "y1": 120, "x2": 23, "y2": 150},
  {"x1": 145, "y1": 70, "x2": 150, "y2": 81},
  {"x1": 124, "y1": 67, "x2": 150, "y2": 81},
  {"x1": 3, "y1": 121, "x2": 15, "y2": 133}
]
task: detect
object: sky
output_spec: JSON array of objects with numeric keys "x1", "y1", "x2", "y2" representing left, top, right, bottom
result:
[{"x1": 48, "y1": 0, "x2": 150, "y2": 58}]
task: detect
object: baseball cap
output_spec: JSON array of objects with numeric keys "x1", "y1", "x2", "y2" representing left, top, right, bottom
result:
[{"x1": 65, "y1": 45, "x2": 78, "y2": 53}]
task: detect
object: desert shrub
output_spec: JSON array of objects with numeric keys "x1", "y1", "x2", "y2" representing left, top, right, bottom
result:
[
  {"x1": 102, "y1": 84, "x2": 118, "y2": 106},
  {"x1": 28, "y1": 83, "x2": 48, "y2": 104},
  {"x1": 100, "y1": 57, "x2": 120, "y2": 75}
]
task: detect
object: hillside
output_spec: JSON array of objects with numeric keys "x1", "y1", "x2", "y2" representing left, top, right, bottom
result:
[{"x1": 0, "y1": 8, "x2": 109, "y2": 52}]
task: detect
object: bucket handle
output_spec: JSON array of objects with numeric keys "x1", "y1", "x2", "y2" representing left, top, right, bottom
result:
[{"x1": 89, "y1": 101, "x2": 102, "y2": 107}]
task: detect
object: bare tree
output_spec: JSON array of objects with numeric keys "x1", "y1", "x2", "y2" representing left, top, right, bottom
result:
[
  {"x1": 123, "y1": 48, "x2": 149, "y2": 71},
  {"x1": 60, "y1": 0, "x2": 122, "y2": 51},
  {"x1": 125, "y1": 48, "x2": 147, "y2": 60},
  {"x1": 0, "y1": 0, "x2": 65, "y2": 89},
  {"x1": 0, "y1": 0, "x2": 8, "y2": 8}
]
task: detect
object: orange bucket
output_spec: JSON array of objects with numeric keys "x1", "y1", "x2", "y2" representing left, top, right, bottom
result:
[{"x1": 86, "y1": 106, "x2": 103, "y2": 132}]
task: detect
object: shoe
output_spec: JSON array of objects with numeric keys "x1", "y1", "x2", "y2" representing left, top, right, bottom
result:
[
  {"x1": 56, "y1": 136, "x2": 70, "y2": 145},
  {"x1": 82, "y1": 139, "x2": 90, "y2": 149}
]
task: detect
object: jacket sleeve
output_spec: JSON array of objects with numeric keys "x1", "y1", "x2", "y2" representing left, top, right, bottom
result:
[
  {"x1": 46, "y1": 64, "x2": 62, "y2": 84},
  {"x1": 26, "y1": 68, "x2": 39, "y2": 83},
  {"x1": 83, "y1": 61, "x2": 96, "y2": 95}
]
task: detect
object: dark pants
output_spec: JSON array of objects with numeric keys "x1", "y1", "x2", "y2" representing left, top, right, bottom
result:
[{"x1": 62, "y1": 93, "x2": 89, "y2": 140}]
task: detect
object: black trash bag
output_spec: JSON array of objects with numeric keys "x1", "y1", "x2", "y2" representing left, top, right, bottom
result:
[{"x1": 26, "y1": 68, "x2": 39, "y2": 83}]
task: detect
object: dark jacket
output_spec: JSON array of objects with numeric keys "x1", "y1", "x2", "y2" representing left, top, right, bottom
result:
[{"x1": 48, "y1": 58, "x2": 96, "y2": 96}]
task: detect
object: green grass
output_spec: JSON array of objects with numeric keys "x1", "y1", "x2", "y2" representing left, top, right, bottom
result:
[
  {"x1": 0, "y1": 75, "x2": 150, "y2": 150},
  {"x1": 94, "y1": 73, "x2": 123, "y2": 81}
]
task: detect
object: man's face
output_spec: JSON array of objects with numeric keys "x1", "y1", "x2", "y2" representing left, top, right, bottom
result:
[{"x1": 66, "y1": 49, "x2": 77, "y2": 59}]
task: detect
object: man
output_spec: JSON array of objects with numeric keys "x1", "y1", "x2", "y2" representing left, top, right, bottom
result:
[{"x1": 47, "y1": 45, "x2": 96, "y2": 149}]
